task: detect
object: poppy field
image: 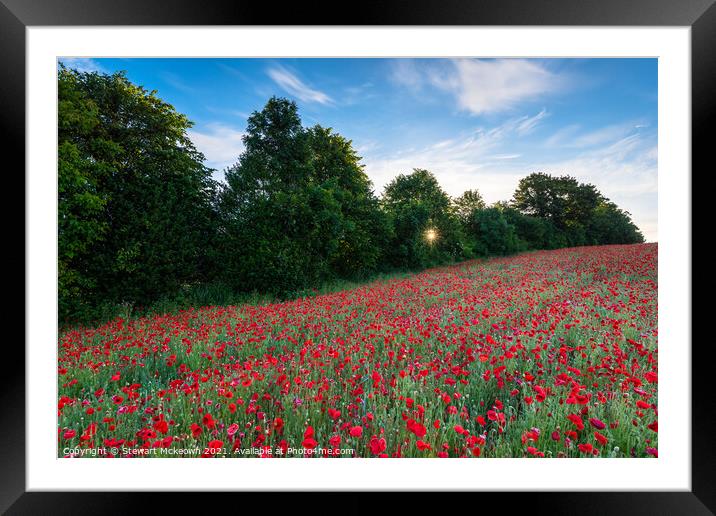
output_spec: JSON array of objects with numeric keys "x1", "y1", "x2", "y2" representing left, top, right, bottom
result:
[{"x1": 58, "y1": 243, "x2": 658, "y2": 458}]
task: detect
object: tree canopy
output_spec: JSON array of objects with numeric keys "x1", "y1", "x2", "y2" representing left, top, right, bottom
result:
[
  {"x1": 58, "y1": 66, "x2": 217, "y2": 321},
  {"x1": 218, "y1": 97, "x2": 390, "y2": 295},
  {"x1": 58, "y1": 68, "x2": 647, "y2": 325}
]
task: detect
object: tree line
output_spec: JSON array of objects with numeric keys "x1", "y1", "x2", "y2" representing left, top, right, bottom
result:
[{"x1": 58, "y1": 67, "x2": 644, "y2": 324}]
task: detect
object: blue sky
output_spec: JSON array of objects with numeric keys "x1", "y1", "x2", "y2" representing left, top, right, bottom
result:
[{"x1": 60, "y1": 57, "x2": 658, "y2": 241}]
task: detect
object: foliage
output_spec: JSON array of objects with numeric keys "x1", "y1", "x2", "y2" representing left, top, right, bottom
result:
[
  {"x1": 58, "y1": 68, "x2": 647, "y2": 326},
  {"x1": 452, "y1": 189, "x2": 486, "y2": 222},
  {"x1": 218, "y1": 98, "x2": 390, "y2": 296},
  {"x1": 58, "y1": 66, "x2": 217, "y2": 321},
  {"x1": 588, "y1": 201, "x2": 645, "y2": 245},
  {"x1": 511, "y1": 172, "x2": 643, "y2": 247},
  {"x1": 464, "y1": 207, "x2": 522, "y2": 256},
  {"x1": 381, "y1": 169, "x2": 466, "y2": 268}
]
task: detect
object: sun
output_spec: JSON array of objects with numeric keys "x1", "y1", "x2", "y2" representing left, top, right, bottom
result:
[{"x1": 424, "y1": 228, "x2": 438, "y2": 243}]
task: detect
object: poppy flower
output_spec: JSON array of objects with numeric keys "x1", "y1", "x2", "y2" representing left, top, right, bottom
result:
[
  {"x1": 577, "y1": 443, "x2": 593, "y2": 454},
  {"x1": 370, "y1": 436, "x2": 387, "y2": 455},
  {"x1": 202, "y1": 413, "x2": 216, "y2": 429},
  {"x1": 349, "y1": 426, "x2": 363, "y2": 438},
  {"x1": 589, "y1": 418, "x2": 606, "y2": 430},
  {"x1": 406, "y1": 419, "x2": 427, "y2": 438},
  {"x1": 302, "y1": 437, "x2": 318, "y2": 450},
  {"x1": 567, "y1": 414, "x2": 585, "y2": 431},
  {"x1": 202, "y1": 440, "x2": 224, "y2": 457},
  {"x1": 594, "y1": 432, "x2": 608, "y2": 446}
]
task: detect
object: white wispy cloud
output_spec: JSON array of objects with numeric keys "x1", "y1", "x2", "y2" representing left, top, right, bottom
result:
[
  {"x1": 390, "y1": 59, "x2": 425, "y2": 89},
  {"x1": 448, "y1": 59, "x2": 557, "y2": 115},
  {"x1": 546, "y1": 122, "x2": 649, "y2": 149},
  {"x1": 361, "y1": 118, "x2": 657, "y2": 241},
  {"x1": 392, "y1": 59, "x2": 562, "y2": 115},
  {"x1": 545, "y1": 124, "x2": 581, "y2": 147},
  {"x1": 58, "y1": 58, "x2": 105, "y2": 73},
  {"x1": 160, "y1": 72, "x2": 195, "y2": 94},
  {"x1": 490, "y1": 154, "x2": 522, "y2": 160},
  {"x1": 363, "y1": 112, "x2": 542, "y2": 199},
  {"x1": 267, "y1": 66, "x2": 333, "y2": 105},
  {"x1": 516, "y1": 109, "x2": 549, "y2": 135},
  {"x1": 187, "y1": 123, "x2": 245, "y2": 181}
]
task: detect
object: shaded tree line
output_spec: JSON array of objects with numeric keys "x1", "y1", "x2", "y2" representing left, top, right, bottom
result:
[{"x1": 58, "y1": 68, "x2": 644, "y2": 324}]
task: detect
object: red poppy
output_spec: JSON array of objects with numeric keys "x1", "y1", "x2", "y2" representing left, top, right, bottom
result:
[
  {"x1": 416, "y1": 440, "x2": 432, "y2": 451},
  {"x1": 302, "y1": 437, "x2": 318, "y2": 450},
  {"x1": 406, "y1": 419, "x2": 427, "y2": 438},
  {"x1": 202, "y1": 439, "x2": 224, "y2": 457},
  {"x1": 202, "y1": 413, "x2": 216, "y2": 429},
  {"x1": 594, "y1": 432, "x2": 608, "y2": 446},
  {"x1": 589, "y1": 418, "x2": 606, "y2": 430},
  {"x1": 577, "y1": 443, "x2": 593, "y2": 454},
  {"x1": 273, "y1": 417, "x2": 284, "y2": 431},
  {"x1": 567, "y1": 414, "x2": 585, "y2": 431},
  {"x1": 370, "y1": 436, "x2": 387, "y2": 455}
]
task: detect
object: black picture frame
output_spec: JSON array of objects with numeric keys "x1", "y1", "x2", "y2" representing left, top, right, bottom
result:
[{"x1": 5, "y1": 0, "x2": 712, "y2": 513}]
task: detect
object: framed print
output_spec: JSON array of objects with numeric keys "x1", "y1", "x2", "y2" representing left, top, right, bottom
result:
[{"x1": 6, "y1": 0, "x2": 713, "y2": 513}]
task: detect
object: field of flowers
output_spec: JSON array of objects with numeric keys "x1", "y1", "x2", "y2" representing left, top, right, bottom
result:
[{"x1": 58, "y1": 244, "x2": 658, "y2": 458}]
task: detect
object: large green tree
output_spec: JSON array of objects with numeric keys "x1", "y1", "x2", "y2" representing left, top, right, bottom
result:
[
  {"x1": 58, "y1": 66, "x2": 217, "y2": 321},
  {"x1": 452, "y1": 189, "x2": 486, "y2": 223},
  {"x1": 219, "y1": 97, "x2": 389, "y2": 294},
  {"x1": 512, "y1": 173, "x2": 602, "y2": 228},
  {"x1": 588, "y1": 201, "x2": 645, "y2": 244},
  {"x1": 511, "y1": 172, "x2": 642, "y2": 246},
  {"x1": 306, "y1": 125, "x2": 391, "y2": 277},
  {"x1": 463, "y1": 206, "x2": 521, "y2": 257},
  {"x1": 382, "y1": 169, "x2": 466, "y2": 268}
]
